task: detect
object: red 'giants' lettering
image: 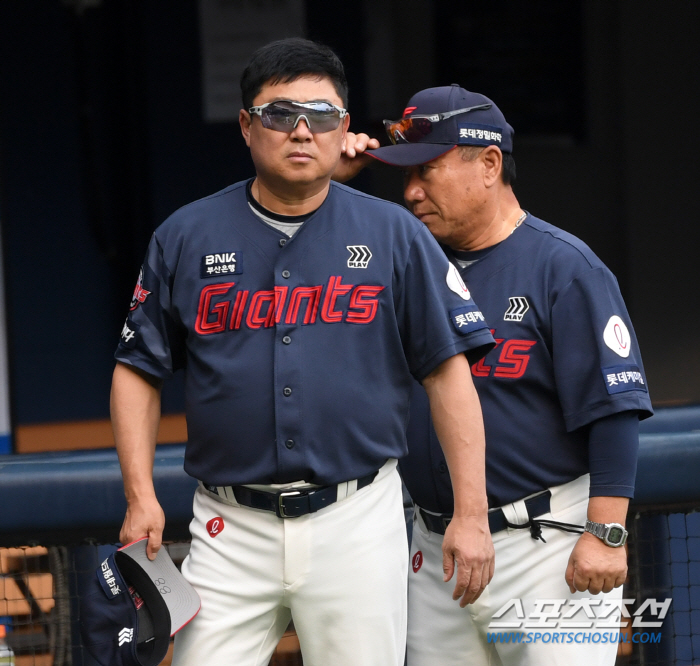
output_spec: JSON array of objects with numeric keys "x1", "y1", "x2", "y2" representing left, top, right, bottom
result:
[
  {"x1": 195, "y1": 277, "x2": 385, "y2": 335},
  {"x1": 471, "y1": 329, "x2": 536, "y2": 379}
]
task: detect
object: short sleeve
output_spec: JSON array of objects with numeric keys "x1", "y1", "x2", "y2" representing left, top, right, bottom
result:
[
  {"x1": 397, "y1": 225, "x2": 495, "y2": 381},
  {"x1": 114, "y1": 233, "x2": 186, "y2": 379},
  {"x1": 551, "y1": 266, "x2": 653, "y2": 431}
]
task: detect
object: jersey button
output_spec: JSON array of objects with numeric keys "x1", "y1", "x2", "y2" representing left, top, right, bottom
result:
[
  {"x1": 285, "y1": 439, "x2": 295, "y2": 449},
  {"x1": 279, "y1": 238, "x2": 287, "y2": 247},
  {"x1": 283, "y1": 387, "x2": 292, "y2": 396},
  {"x1": 282, "y1": 335, "x2": 292, "y2": 344},
  {"x1": 438, "y1": 462, "x2": 448, "y2": 473},
  {"x1": 282, "y1": 270, "x2": 291, "y2": 279}
]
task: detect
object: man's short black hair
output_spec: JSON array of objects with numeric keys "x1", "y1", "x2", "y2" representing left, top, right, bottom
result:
[
  {"x1": 502, "y1": 152, "x2": 516, "y2": 186},
  {"x1": 241, "y1": 38, "x2": 348, "y2": 110}
]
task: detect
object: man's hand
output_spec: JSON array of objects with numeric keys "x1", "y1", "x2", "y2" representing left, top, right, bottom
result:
[
  {"x1": 442, "y1": 514, "x2": 495, "y2": 607},
  {"x1": 565, "y1": 531, "x2": 627, "y2": 594},
  {"x1": 119, "y1": 495, "x2": 165, "y2": 561},
  {"x1": 333, "y1": 132, "x2": 380, "y2": 183}
]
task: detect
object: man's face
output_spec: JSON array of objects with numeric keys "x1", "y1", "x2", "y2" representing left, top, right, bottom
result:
[
  {"x1": 403, "y1": 148, "x2": 489, "y2": 247},
  {"x1": 240, "y1": 76, "x2": 349, "y2": 191}
]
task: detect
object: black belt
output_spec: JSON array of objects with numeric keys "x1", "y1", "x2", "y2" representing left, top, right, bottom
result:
[
  {"x1": 203, "y1": 471, "x2": 377, "y2": 519},
  {"x1": 418, "y1": 490, "x2": 582, "y2": 542}
]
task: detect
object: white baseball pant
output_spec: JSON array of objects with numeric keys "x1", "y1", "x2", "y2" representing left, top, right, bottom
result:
[
  {"x1": 172, "y1": 459, "x2": 408, "y2": 666},
  {"x1": 407, "y1": 474, "x2": 622, "y2": 666}
]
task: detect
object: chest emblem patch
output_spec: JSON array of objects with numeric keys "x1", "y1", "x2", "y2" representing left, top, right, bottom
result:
[
  {"x1": 201, "y1": 252, "x2": 241, "y2": 278},
  {"x1": 504, "y1": 296, "x2": 529, "y2": 322},
  {"x1": 347, "y1": 245, "x2": 372, "y2": 268}
]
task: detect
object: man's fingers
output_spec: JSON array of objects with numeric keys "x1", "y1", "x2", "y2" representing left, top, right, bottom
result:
[
  {"x1": 442, "y1": 549, "x2": 455, "y2": 583},
  {"x1": 342, "y1": 132, "x2": 379, "y2": 159},
  {"x1": 457, "y1": 564, "x2": 486, "y2": 607},
  {"x1": 588, "y1": 579, "x2": 603, "y2": 595},
  {"x1": 147, "y1": 531, "x2": 162, "y2": 561},
  {"x1": 565, "y1": 559, "x2": 575, "y2": 593},
  {"x1": 451, "y1": 565, "x2": 470, "y2": 601},
  {"x1": 573, "y1": 567, "x2": 592, "y2": 593},
  {"x1": 601, "y1": 577, "x2": 615, "y2": 594}
]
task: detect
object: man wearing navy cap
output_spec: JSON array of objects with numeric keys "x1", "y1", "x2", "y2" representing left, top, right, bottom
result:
[{"x1": 338, "y1": 84, "x2": 653, "y2": 665}]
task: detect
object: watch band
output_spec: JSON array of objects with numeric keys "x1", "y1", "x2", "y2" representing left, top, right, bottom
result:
[{"x1": 585, "y1": 520, "x2": 608, "y2": 539}]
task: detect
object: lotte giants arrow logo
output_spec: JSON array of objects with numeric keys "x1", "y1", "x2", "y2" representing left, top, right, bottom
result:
[
  {"x1": 118, "y1": 627, "x2": 134, "y2": 646},
  {"x1": 347, "y1": 245, "x2": 372, "y2": 268},
  {"x1": 504, "y1": 296, "x2": 529, "y2": 322}
]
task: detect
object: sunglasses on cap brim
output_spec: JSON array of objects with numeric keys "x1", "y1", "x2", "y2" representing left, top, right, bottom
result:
[
  {"x1": 383, "y1": 103, "x2": 492, "y2": 144},
  {"x1": 248, "y1": 100, "x2": 348, "y2": 134}
]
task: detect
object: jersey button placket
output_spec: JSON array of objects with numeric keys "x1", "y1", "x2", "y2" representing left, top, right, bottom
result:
[{"x1": 274, "y1": 252, "x2": 303, "y2": 480}]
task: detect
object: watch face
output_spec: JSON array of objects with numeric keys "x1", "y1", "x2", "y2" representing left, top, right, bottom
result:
[{"x1": 607, "y1": 526, "x2": 625, "y2": 544}]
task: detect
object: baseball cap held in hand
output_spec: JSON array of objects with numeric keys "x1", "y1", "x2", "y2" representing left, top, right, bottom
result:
[
  {"x1": 367, "y1": 84, "x2": 514, "y2": 167},
  {"x1": 80, "y1": 538, "x2": 200, "y2": 666}
]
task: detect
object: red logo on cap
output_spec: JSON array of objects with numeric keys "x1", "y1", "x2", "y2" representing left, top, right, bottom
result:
[
  {"x1": 206, "y1": 517, "x2": 225, "y2": 537},
  {"x1": 403, "y1": 106, "x2": 417, "y2": 117},
  {"x1": 412, "y1": 551, "x2": 423, "y2": 573},
  {"x1": 128, "y1": 585, "x2": 144, "y2": 609}
]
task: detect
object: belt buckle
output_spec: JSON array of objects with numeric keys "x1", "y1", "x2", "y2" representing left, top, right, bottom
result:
[
  {"x1": 278, "y1": 490, "x2": 303, "y2": 518},
  {"x1": 442, "y1": 516, "x2": 452, "y2": 531}
]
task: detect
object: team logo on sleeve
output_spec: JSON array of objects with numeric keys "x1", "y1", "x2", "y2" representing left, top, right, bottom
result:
[
  {"x1": 201, "y1": 252, "x2": 241, "y2": 278},
  {"x1": 129, "y1": 268, "x2": 151, "y2": 311},
  {"x1": 603, "y1": 315, "x2": 631, "y2": 358},
  {"x1": 446, "y1": 263, "x2": 471, "y2": 300},
  {"x1": 347, "y1": 245, "x2": 372, "y2": 268},
  {"x1": 504, "y1": 296, "x2": 529, "y2": 322}
]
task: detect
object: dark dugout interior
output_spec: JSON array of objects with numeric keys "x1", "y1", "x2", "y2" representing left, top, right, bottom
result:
[{"x1": 0, "y1": 0, "x2": 698, "y2": 439}]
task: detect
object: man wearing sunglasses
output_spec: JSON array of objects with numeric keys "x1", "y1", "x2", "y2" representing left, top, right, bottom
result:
[
  {"x1": 338, "y1": 84, "x2": 652, "y2": 665},
  {"x1": 111, "y1": 41, "x2": 496, "y2": 666}
]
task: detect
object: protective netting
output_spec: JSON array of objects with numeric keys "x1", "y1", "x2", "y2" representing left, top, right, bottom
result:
[
  {"x1": 623, "y1": 509, "x2": 700, "y2": 665},
  {"x1": 0, "y1": 541, "x2": 302, "y2": 666}
]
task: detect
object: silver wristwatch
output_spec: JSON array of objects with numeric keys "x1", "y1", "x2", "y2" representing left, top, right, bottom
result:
[{"x1": 584, "y1": 520, "x2": 628, "y2": 547}]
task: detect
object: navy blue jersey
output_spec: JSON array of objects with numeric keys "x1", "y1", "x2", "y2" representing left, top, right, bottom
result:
[
  {"x1": 400, "y1": 214, "x2": 653, "y2": 511},
  {"x1": 116, "y1": 180, "x2": 494, "y2": 486}
]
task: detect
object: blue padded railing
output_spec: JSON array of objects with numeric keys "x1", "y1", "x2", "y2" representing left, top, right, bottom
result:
[
  {"x1": 639, "y1": 404, "x2": 700, "y2": 433},
  {"x1": 1, "y1": 406, "x2": 699, "y2": 545}
]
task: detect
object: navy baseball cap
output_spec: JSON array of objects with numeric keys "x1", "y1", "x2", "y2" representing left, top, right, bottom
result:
[
  {"x1": 367, "y1": 84, "x2": 514, "y2": 167},
  {"x1": 80, "y1": 538, "x2": 200, "y2": 666}
]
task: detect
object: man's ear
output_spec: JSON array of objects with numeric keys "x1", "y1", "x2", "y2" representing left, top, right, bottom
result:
[
  {"x1": 341, "y1": 112, "x2": 350, "y2": 145},
  {"x1": 481, "y1": 146, "x2": 503, "y2": 187},
  {"x1": 239, "y1": 109, "x2": 252, "y2": 148}
]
